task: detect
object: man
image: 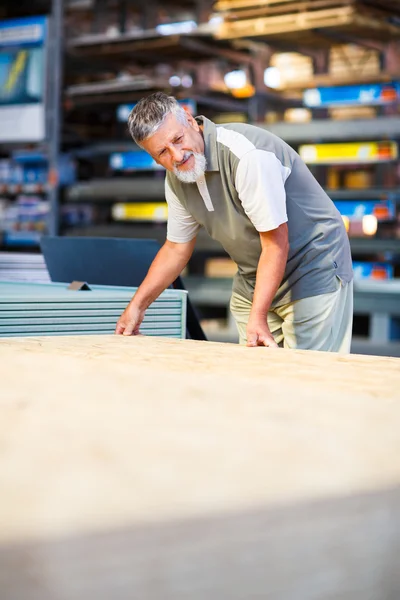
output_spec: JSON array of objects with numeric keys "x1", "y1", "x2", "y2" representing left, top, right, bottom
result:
[{"x1": 115, "y1": 92, "x2": 353, "y2": 351}]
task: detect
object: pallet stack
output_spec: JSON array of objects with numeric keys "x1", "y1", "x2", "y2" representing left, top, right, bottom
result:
[{"x1": 214, "y1": 0, "x2": 400, "y2": 44}]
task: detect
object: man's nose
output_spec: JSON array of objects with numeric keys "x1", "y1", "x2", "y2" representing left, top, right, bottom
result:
[{"x1": 170, "y1": 146, "x2": 185, "y2": 163}]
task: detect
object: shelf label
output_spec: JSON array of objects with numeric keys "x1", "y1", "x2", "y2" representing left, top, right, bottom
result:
[
  {"x1": 112, "y1": 202, "x2": 168, "y2": 222},
  {"x1": 299, "y1": 141, "x2": 398, "y2": 164}
]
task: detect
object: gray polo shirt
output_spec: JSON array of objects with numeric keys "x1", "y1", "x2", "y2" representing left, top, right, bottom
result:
[{"x1": 165, "y1": 116, "x2": 353, "y2": 308}]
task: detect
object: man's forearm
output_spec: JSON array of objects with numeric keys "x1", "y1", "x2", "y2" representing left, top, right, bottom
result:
[
  {"x1": 251, "y1": 244, "x2": 288, "y2": 319},
  {"x1": 131, "y1": 240, "x2": 195, "y2": 310}
]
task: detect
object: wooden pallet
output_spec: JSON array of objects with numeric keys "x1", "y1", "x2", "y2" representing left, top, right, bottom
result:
[
  {"x1": 215, "y1": 0, "x2": 305, "y2": 10},
  {"x1": 214, "y1": 0, "x2": 400, "y2": 14},
  {"x1": 216, "y1": 0, "x2": 356, "y2": 21},
  {"x1": 216, "y1": 4, "x2": 400, "y2": 44}
]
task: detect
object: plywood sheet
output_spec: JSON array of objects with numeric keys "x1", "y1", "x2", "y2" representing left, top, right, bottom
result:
[{"x1": 1, "y1": 335, "x2": 400, "y2": 599}]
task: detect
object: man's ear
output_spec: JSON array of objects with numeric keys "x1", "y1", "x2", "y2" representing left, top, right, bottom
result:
[{"x1": 186, "y1": 112, "x2": 200, "y2": 131}]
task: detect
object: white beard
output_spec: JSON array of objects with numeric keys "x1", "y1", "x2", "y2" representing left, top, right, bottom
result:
[{"x1": 173, "y1": 151, "x2": 207, "y2": 183}]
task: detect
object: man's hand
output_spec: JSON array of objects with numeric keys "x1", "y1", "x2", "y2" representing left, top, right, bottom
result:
[
  {"x1": 115, "y1": 302, "x2": 146, "y2": 336},
  {"x1": 246, "y1": 318, "x2": 278, "y2": 348}
]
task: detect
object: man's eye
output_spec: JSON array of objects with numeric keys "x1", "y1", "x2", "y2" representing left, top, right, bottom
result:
[
  {"x1": 159, "y1": 149, "x2": 166, "y2": 157},
  {"x1": 175, "y1": 136, "x2": 183, "y2": 143}
]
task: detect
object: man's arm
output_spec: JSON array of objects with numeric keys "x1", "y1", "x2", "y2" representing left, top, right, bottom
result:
[
  {"x1": 246, "y1": 223, "x2": 289, "y2": 347},
  {"x1": 115, "y1": 238, "x2": 196, "y2": 335}
]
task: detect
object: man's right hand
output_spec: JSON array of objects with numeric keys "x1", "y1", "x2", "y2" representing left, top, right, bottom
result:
[{"x1": 115, "y1": 301, "x2": 146, "y2": 336}]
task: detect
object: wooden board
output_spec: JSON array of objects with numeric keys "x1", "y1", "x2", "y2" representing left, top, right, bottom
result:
[
  {"x1": 218, "y1": 0, "x2": 354, "y2": 21},
  {"x1": 216, "y1": 6, "x2": 400, "y2": 43},
  {"x1": 1, "y1": 335, "x2": 400, "y2": 599}
]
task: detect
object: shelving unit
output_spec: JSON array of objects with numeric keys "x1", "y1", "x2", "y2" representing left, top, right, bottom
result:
[{"x1": 0, "y1": 0, "x2": 64, "y2": 248}]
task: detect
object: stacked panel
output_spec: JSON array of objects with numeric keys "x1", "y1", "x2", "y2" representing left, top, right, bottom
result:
[
  {"x1": 0, "y1": 282, "x2": 187, "y2": 338},
  {"x1": 0, "y1": 252, "x2": 51, "y2": 284}
]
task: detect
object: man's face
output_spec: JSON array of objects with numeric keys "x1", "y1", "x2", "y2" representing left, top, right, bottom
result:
[{"x1": 141, "y1": 112, "x2": 206, "y2": 183}]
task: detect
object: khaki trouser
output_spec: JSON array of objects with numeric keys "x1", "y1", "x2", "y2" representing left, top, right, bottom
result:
[{"x1": 230, "y1": 279, "x2": 353, "y2": 353}]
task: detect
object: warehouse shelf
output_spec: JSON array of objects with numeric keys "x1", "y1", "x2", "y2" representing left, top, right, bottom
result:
[
  {"x1": 64, "y1": 179, "x2": 400, "y2": 205},
  {"x1": 183, "y1": 275, "x2": 400, "y2": 309},
  {"x1": 71, "y1": 142, "x2": 139, "y2": 157},
  {"x1": 65, "y1": 177, "x2": 165, "y2": 202},
  {"x1": 65, "y1": 76, "x2": 169, "y2": 98},
  {"x1": 67, "y1": 31, "x2": 255, "y2": 66},
  {"x1": 214, "y1": 1, "x2": 400, "y2": 46},
  {"x1": 62, "y1": 221, "x2": 400, "y2": 259},
  {"x1": 69, "y1": 118, "x2": 400, "y2": 155},
  {"x1": 183, "y1": 274, "x2": 400, "y2": 345},
  {"x1": 326, "y1": 188, "x2": 400, "y2": 201},
  {"x1": 349, "y1": 237, "x2": 400, "y2": 256},
  {"x1": 262, "y1": 117, "x2": 400, "y2": 143}
]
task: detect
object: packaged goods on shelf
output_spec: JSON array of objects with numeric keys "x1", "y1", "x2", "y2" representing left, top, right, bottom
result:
[
  {"x1": 283, "y1": 108, "x2": 311, "y2": 123},
  {"x1": 329, "y1": 106, "x2": 377, "y2": 120},
  {"x1": 327, "y1": 168, "x2": 374, "y2": 190},
  {"x1": 333, "y1": 199, "x2": 396, "y2": 222},
  {"x1": 60, "y1": 204, "x2": 96, "y2": 229},
  {"x1": 205, "y1": 257, "x2": 237, "y2": 278},
  {"x1": 304, "y1": 82, "x2": 400, "y2": 108},
  {"x1": 1, "y1": 196, "x2": 49, "y2": 246},
  {"x1": 353, "y1": 262, "x2": 394, "y2": 280}
]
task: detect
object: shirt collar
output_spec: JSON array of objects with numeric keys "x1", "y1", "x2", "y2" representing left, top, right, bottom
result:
[{"x1": 195, "y1": 115, "x2": 219, "y2": 172}]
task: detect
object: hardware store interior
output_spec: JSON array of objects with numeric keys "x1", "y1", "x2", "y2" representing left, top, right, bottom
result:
[{"x1": 1, "y1": 1, "x2": 400, "y2": 599}]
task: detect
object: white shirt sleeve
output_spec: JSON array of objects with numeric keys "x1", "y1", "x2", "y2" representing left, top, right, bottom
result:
[
  {"x1": 235, "y1": 149, "x2": 290, "y2": 232},
  {"x1": 165, "y1": 178, "x2": 200, "y2": 243}
]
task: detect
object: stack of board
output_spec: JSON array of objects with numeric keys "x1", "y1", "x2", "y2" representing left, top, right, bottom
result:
[
  {"x1": 0, "y1": 281, "x2": 187, "y2": 338},
  {"x1": 0, "y1": 252, "x2": 50, "y2": 284},
  {"x1": 214, "y1": 0, "x2": 400, "y2": 45}
]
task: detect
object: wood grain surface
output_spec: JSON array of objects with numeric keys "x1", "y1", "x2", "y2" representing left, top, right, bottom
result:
[{"x1": 1, "y1": 335, "x2": 400, "y2": 599}]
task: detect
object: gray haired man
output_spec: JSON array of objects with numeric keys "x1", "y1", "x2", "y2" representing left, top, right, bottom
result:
[{"x1": 115, "y1": 92, "x2": 353, "y2": 351}]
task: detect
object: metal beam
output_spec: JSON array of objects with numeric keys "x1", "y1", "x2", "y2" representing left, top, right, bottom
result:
[
  {"x1": 47, "y1": 0, "x2": 64, "y2": 236},
  {"x1": 177, "y1": 37, "x2": 254, "y2": 65},
  {"x1": 263, "y1": 117, "x2": 400, "y2": 142}
]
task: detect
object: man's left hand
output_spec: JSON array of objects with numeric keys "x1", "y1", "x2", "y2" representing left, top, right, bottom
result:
[{"x1": 246, "y1": 318, "x2": 278, "y2": 348}]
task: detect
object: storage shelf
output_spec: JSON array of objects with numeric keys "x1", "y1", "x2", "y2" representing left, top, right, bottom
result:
[
  {"x1": 67, "y1": 31, "x2": 254, "y2": 67},
  {"x1": 64, "y1": 179, "x2": 400, "y2": 206},
  {"x1": 62, "y1": 223, "x2": 400, "y2": 258},
  {"x1": 350, "y1": 238, "x2": 400, "y2": 256},
  {"x1": 262, "y1": 117, "x2": 400, "y2": 143},
  {"x1": 183, "y1": 275, "x2": 400, "y2": 316},
  {"x1": 326, "y1": 188, "x2": 400, "y2": 201},
  {"x1": 65, "y1": 177, "x2": 165, "y2": 202}
]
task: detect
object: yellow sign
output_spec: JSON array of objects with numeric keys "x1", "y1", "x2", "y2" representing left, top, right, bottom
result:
[
  {"x1": 112, "y1": 202, "x2": 168, "y2": 222},
  {"x1": 299, "y1": 141, "x2": 398, "y2": 164}
]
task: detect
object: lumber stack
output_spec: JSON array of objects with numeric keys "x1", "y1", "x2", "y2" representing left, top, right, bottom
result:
[
  {"x1": 0, "y1": 335, "x2": 400, "y2": 599},
  {"x1": 214, "y1": 0, "x2": 400, "y2": 44}
]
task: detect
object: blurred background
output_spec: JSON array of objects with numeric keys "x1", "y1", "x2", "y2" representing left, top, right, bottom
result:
[{"x1": 0, "y1": 0, "x2": 400, "y2": 354}]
